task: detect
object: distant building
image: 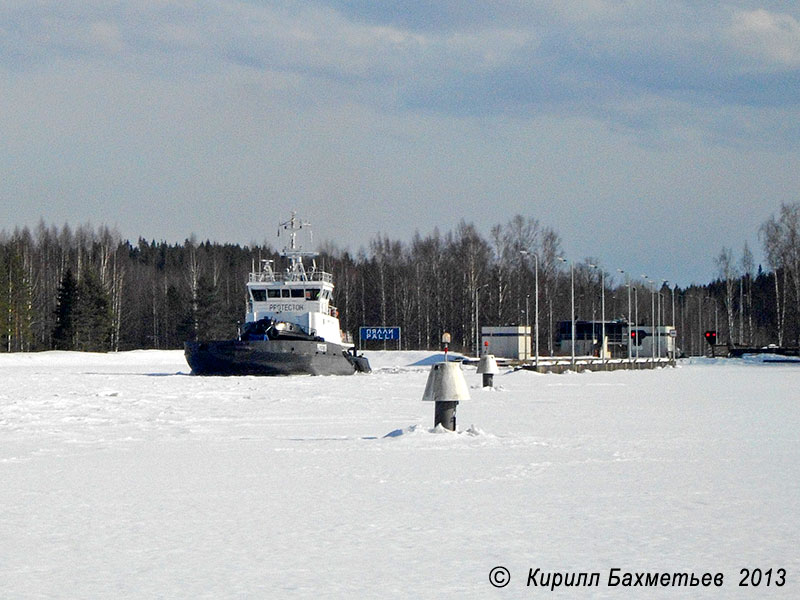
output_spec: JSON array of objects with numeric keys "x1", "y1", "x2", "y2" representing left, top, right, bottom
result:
[
  {"x1": 481, "y1": 326, "x2": 531, "y2": 360},
  {"x1": 628, "y1": 325, "x2": 678, "y2": 358},
  {"x1": 556, "y1": 320, "x2": 677, "y2": 358}
]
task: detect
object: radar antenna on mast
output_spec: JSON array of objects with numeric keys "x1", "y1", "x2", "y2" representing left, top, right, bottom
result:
[
  {"x1": 278, "y1": 211, "x2": 313, "y2": 253},
  {"x1": 276, "y1": 211, "x2": 317, "y2": 281}
]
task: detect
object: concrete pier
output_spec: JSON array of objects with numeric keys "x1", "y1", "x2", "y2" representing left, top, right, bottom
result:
[{"x1": 517, "y1": 357, "x2": 675, "y2": 374}]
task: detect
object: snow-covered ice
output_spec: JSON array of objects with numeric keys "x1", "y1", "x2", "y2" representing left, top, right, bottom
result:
[{"x1": 2, "y1": 351, "x2": 798, "y2": 598}]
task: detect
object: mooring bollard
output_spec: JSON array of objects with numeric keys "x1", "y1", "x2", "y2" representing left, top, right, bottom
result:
[
  {"x1": 476, "y1": 354, "x2": 500, "y2": 387},
  {"x1": 422, "y1": 361, "x2": 470, "y2": 431}
]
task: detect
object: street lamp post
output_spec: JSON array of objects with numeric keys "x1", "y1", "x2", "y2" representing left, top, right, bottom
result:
[
  {"x1": 698, "y1": 295, "x2": 703, "y2": 357},
  {"x1": 660, "y1": 292, "x2": 665, "y2": 358},
  {"x1": 633, "y1": 286, "x2": 639, "y2": 360},
  {"x1": 656, "y1": 289, "x2": 663, "y2": 359},
  {"x1": 558, "y1": 257, "x2": 575, "y2": 366},
  {"x1": 619, "y1": 269, "x2": 632, "y2": 362},
  {"x1": 590, "y1": 263, "x2": 606, "y2": 360},
  {"x1": 520, "y1": 250, "x2": 539, "y2": 367},
  {"x1": 524, "y1": 295, "x2": 530, "y2": 361},
  {"x1": 643, "y1": 275, "x2": 655, "y2": 361},
  {"x1": 672, "y1": 285, "x2": 676, "y2": 360},
  {"x1": 652, "y1": 283, "x2": 658, "y2": 359},
  {"x1": 662, "y1": 279, "x2": 674, "y2": 361},
  {"x1": 474, "y1": 284, "x2": 489, "y2": 358},
  {"x1": 474, "y1": 287, "x2": 479, "y2": 358}
]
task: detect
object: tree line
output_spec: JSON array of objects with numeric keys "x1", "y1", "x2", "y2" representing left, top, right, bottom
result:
[{"x1": 1, "y1": 207, "x2": 799, "y2": 356}]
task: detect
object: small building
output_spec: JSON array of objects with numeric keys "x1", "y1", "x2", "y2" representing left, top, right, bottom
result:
[
  {"x1": 555, "y1": 320, "x2": 677, "y2": 358},
  {"x1": 481, "y1": 326, "x2": 531, "y2": 360},
  {"x1": 629, "y1": 325, "x2": 678, "y2": 358}
]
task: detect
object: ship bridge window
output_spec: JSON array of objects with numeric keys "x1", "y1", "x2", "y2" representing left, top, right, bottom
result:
[
  {"x1": 251, "y1": 288, "x2": 267, "y2": 302},
  {"x1": 267, "y1": 289, "x2": 280, "y2": 299},
  {"x1": 322, "y1": 289, "x2": 331, "y2": 300},
  {"x1": 291, "y1": 288, "x2": 304, "y2": 298},
  {"x1": 306, "y1": 288, "x2": 321, "y2": 301}
]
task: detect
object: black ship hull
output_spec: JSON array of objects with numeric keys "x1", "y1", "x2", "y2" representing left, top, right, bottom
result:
[
  {"x1": 727, "y1": 346, "x2": 800, "y2": 358},
  {"x1": 184, "y1": 339, "x2": 370, "y2": 376}
]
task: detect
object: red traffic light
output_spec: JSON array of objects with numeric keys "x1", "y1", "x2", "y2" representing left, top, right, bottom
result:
[{"x1": 704, "y1": 330, "x2": 717, "y2": 345}]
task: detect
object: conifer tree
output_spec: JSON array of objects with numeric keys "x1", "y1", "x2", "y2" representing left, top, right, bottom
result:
[
  {"x1": 0, "y1": 246, "x2": 9, "y2": 351},
  {"x1": 196, "y1": 273, "x2": 229, "y2": 339},
  {"x1": 74, "y1": 268, "x2": 113, "y2": 352},
  {"x1": 165, "y1": 283, "x2": 194, "y2": 346},
  {"x1": 52, "y1": 268, "x2": 78, "y2": 350}
]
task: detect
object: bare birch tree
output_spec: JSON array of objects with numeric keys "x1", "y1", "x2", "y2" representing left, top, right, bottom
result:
[
  {"x1": 759, "y1": 203, "x2": 800, "y2": 345},
  {"x1": 716, "y1": 247, "x2": 737, "y2": 345},
  {"x1": 741, "y1": 242, "x2": 754, "y2": 345}
]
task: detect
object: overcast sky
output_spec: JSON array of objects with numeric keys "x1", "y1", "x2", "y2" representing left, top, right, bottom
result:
[{"x1": 2, "y1": 1, "x2": 799, "y2": 286}]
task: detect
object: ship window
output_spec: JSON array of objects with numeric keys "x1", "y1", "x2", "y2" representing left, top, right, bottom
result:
[
  {"x1": 291, "y1": 288, "x2": 304, "y2": 298},
  {"x1": 267, "y1": 289, "x2": 280, "y2": 298},
  {"x1": 306, "y1": 288, "x2": 321, "y2": 301},
  {"x1": 322, "y1": 289, "x2": 331, "y2": 300},
  {"x1": 281, "y1": 289, "x2": 291, "y2": 298},
  {"x1": 251, "y1": 288, "x2": 266, "y2": 302}
]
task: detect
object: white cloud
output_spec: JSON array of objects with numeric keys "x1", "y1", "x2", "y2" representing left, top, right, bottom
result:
[{"x1": 728, "y1": 8, "x2": 800, "y2": 69}]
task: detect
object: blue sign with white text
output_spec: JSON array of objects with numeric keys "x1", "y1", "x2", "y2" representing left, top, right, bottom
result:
[{"x1": 360, "y1": 327, "x2": 401, "y2": 341}]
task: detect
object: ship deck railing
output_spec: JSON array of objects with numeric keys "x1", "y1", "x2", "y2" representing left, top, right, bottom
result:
[{"x1": 249, "y1": 270, "x2": 333, "y2": 284}]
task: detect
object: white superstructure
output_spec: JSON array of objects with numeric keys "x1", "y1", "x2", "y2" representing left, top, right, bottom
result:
[{"x1": 245, "y1": 213, "x2": 343, "y2": 345}]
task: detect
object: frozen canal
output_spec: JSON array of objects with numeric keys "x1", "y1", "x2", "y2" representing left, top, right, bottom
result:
[{"x1": 2, "y1": 351, "x2": 798, "y2": 598}]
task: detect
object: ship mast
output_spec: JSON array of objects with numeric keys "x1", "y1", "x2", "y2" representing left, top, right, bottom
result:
[
  {"x1": 278, "y1": 211, "x2": 316, "y2": 281},
  {"x1": 278, "y1": 212, "x2": 313, "y2": 254}
]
